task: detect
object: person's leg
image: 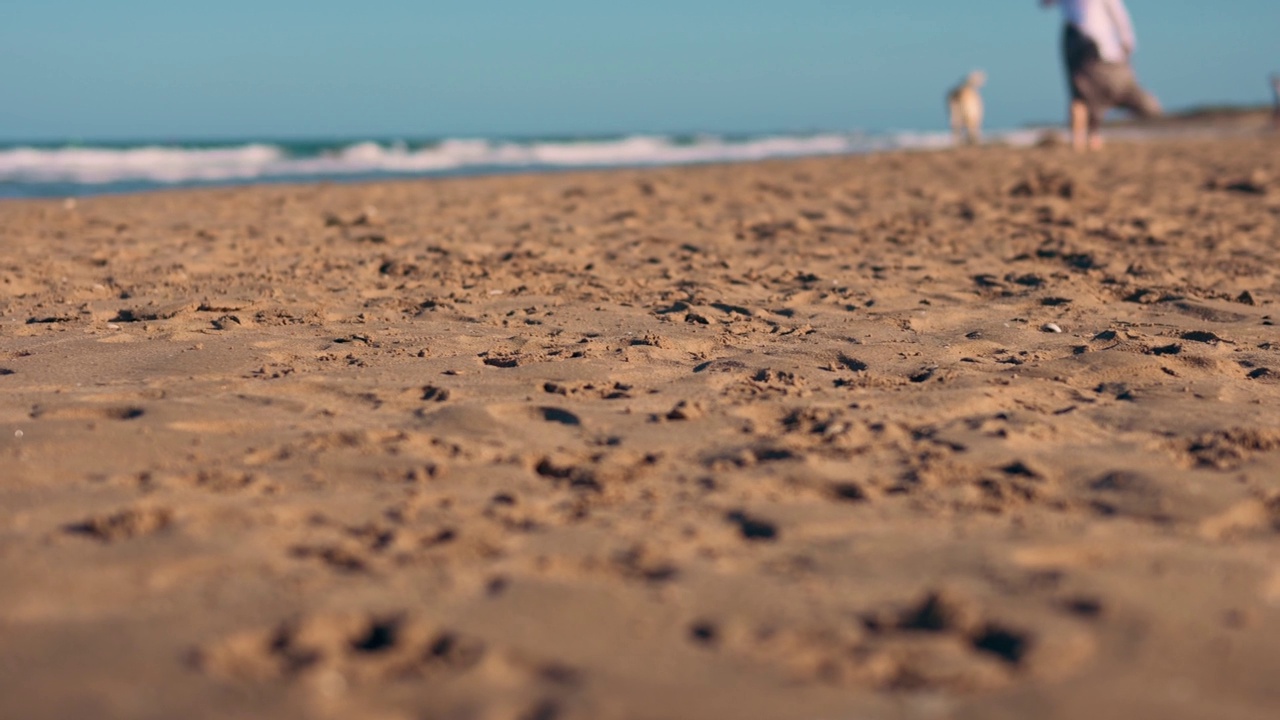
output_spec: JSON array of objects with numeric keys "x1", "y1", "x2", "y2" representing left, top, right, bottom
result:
[
  {"x1": 1272, "y1": 78, "x2": 1280, "y2": 128},
  {"x1": 1087, "y1": 101, "x2": 1106, "y2": 151},
  {"x1": 1076, "y1": 63, "x2": 1156, "y2": 152},
  {"x1": 1132, "y1": 88, "x2": 1162, "y2": 118},
  {"x1": 1063, "y1": 25, "x2": 1101, "y2": 153},
  {"x1": 1070, "y1": 100, "x2": 1090, "y2": 152},
  {"x1": 1111, "y1": 69, "x2": 1162, "y2": 119}
]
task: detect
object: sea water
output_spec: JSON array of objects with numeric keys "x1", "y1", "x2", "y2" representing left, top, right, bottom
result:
[{"x1": 0, "y1": 130, "x2": 1044, "y2": 199}]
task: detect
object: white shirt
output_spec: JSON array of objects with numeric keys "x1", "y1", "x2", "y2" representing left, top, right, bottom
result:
[{"x1": 1059, "y1": 0, "x2": 1138, "y2": 63}]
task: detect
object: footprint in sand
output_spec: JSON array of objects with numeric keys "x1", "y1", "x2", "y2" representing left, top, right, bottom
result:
[
  {"x1": 64, "y1": 505, "x2": 173, "y2": 542},
  {"x1": 195, "y1": 612, "x2": 487, "y2": 685},
  {"x1": 30, "y1": 404, "x2": 146, "y2": 421}
]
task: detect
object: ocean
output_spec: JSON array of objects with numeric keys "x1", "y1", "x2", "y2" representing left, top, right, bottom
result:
[{"x1": 0, "y1": 130, "x2": 1044, "y2": 199}]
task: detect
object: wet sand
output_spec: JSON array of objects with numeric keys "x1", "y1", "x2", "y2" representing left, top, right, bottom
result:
[{"x1": 2, "y1": 136, "x2": 1279, "y2": 720}]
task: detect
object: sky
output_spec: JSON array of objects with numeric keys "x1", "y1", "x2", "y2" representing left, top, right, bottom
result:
[{"x1": 0, "y1": 0, "x2": 1275, "y2": 141}]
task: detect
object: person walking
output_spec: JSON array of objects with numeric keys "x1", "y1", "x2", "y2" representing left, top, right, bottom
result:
[
  {"x1": 1271, "y1": 74, "x2": 1280, "y2": 129},
  {"x1": 1041, "y1": 0, "x2": 1161, "y2": 151}
]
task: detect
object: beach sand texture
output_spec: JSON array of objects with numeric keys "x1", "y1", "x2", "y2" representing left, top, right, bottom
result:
[{"x1": 2, "y1": 137, "x2": 1280, "y2": 720}]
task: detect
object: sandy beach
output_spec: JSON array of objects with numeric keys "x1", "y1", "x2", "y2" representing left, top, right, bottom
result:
[{"x1": 2, "y1": 136, "x2": 1279, "y2": 719}]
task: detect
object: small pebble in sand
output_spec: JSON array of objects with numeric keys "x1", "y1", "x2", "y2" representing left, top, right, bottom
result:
[
  {"x1": 1042, "y1": 323, "x2": 1063, "y2": 333},
  {"x1": 107, "y1": 323, "x2": 121, "y2": 330},
  {"x1": 487, "y1": 289, "x2": 505, "y2": 296},
  {"x1": 14, "y1": 430, "x2": 23, "y2": 438}
]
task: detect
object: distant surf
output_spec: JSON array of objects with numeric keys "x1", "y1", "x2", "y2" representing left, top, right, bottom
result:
[{"x1": 0, "y1": 130, "x2": 1044, "y2": 199}]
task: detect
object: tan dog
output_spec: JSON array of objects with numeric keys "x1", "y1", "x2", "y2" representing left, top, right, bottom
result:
[{"x1": 947, "y1": 71, "x2": 986, "y2": 145}]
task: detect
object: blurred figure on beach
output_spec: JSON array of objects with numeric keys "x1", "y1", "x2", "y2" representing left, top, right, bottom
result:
[
  {"x1": 947, "y1": 71, "x2": 987, "y2": 146},
  {"x1": 1271, "y1": 74, "x2": 1280, "y2": 129},
  {"x1": 1041, "y1": 0, "x2": 1161, "y2": 151}
]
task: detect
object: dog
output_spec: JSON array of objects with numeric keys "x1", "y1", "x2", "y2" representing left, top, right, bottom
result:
[{"x1": 947, "y1": 71, "x2": 987, "y2": 145}]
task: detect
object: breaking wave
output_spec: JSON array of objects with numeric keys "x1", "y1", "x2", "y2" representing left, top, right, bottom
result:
[{"x1": 0, "y1": 130, "x2": 1041, "y2": 197}]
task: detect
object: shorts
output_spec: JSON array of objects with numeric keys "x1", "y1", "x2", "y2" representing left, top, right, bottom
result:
[{"x1": 1063, "y1": 23, "x2": 1161, "y2": 128}]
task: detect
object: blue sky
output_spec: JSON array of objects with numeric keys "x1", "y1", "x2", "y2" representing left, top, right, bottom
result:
[{"x1": 0, "y1": 0, "x2": 1274, "y2": 140}]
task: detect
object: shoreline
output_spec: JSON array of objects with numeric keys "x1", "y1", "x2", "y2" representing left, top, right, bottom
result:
[{"x1": 2, "y1": 115, "x2": 1274, "y2": 202}]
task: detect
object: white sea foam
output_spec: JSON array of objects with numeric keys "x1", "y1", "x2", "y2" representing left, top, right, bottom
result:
[
  {"x1": 0, "y1": 130, "x2": 1042, "y2": 192},
  {"x1": 0, "y1": 144, "x2": 287, "y2": 184}
]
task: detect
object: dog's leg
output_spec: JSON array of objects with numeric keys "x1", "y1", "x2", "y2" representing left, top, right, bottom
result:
[
  {"x1": 963, "y1": 106, "x2": 981, "y2": 145},
  {"x1": 949, "y1": 100, "x2": 963, "y2": 145}
]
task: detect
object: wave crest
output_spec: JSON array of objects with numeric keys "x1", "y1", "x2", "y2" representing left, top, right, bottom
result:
[{"x1": 0, "y1": 131, "x2": 1038, "y2": 194}]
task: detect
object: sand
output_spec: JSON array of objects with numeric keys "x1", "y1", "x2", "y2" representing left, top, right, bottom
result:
[{"x1": 2, "y1": 136, "x2": 1279, "y2": 720}]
